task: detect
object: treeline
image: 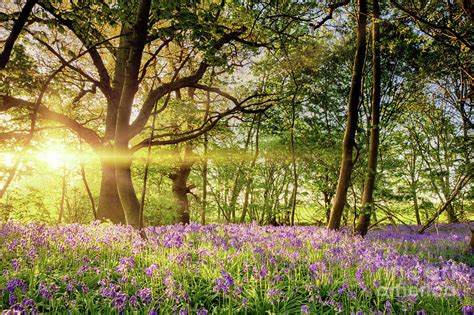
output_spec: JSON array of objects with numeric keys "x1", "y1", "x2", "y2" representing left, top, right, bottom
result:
[{"x1": 0, "y1": 1, "x2": 472, "y2": 237}]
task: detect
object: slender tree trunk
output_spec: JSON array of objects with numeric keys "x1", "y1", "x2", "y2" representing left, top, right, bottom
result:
[
  {"x1": 323, "y1": 174, "x2": 333, "y2": 224},
  {"x1": 409, "y1": 154, "x2": 421, "y2": 225},
  {"x1": 327, "y1": 0, "x2": 368, "y2": 230},
  {"x1": 202, "y1": 133, "x2": 208, "y2": 225},
  {"x1": 97, "y1": 158, "x2": 126, "y2": 223},
  {"x1": 240, "y1": 183, "x2": 251, "y2": 223},
  {"x1": 413, "y1": 186, "x2": 421, "y2": 225},
  {"x1": 201, "y1": 89, "x2": 210, "y2": 225},
  {"x1": 58, "y1": 164, "x2": 67, "y2": 224},
  {"x1": 79, "y1": 140, "x2": 97, "y2": 220},
  {"x1": 80, "y1": 163, "x2": 97, "y2": 220},
  {"x1": 355, "y1": 0, "x2": 381, "y2": 236}
]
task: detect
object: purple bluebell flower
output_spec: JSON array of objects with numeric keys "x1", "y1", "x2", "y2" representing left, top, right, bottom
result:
[
  {"x1": 338, "y1": 283, "x2": 348, "y2": 294},
  {"x1": 144, "y1": 263, "x2": 159, "y2": 277},
  {"x1": 301, "y1": 304, "x2": 310, "y2": 314},
  {"x1": 213, "y1": 271, "x2": 234, "y2": 295},
  {"x1": 113, "y1": 292, "x2": 128, "y2": 310},
  {"x1": 11, "y1": 259, "x2": 21, "y2": 272},
  {"x1": 38, "y1": 281, "x2": 57, "y2": 299},
  {"x1": 197, "y1": 308, "x2": 208, "y2": 315},
  {"x1": 136, "y1": 287, "x2": 152, "y2": 305},
  {"x1": 385, "y1": 301, "x2": 391, "y2": 314},
  {"x1": 5, "y1": 278, "x2": 27, "y2": 293},
  {"x1": 462, "y1": 305, "x2": 473, "y2": 315}
]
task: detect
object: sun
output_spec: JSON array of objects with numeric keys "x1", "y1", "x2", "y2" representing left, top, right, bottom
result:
[{"x1": 38, "y1": 149, "x2": 66, "y2": 169}]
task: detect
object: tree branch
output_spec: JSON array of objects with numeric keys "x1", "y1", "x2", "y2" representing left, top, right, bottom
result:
[
  {"x1": 0, "y1": 95, "x2": 102, "y2": 148},
  {"x1": 391, "y1": 0, "x2": 473, "y2": 50},
  {"x1": 38, "y1": 2, "x2": 114, "y2": 91},
  {"x1": 310, "y1": 0, "x2": 349, "y2": 29},
  {"x1": 0, "y1": 0, "x2": 37, "y2": 68},
  {"x1": 129, "y1": 27, "x2": 249, "y2": 138},
  {"x1": 130, "y1": 93, "x2": 274, "y2": 151}
]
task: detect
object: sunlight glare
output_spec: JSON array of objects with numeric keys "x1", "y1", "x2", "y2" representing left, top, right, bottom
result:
[
  {"x1": 39, "y1": 149, "x2": 65, "y2": 169},
  {"x1": 3, "y1": 153, "x2": 14, "y2": 168}
]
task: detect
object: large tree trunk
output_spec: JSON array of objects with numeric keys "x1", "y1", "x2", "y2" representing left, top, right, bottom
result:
[
  {"x1": 172, "y1": 168, "x2": 192, "y2": 224},
  {"x1": 327, "y1": 0, "x2": 368, "y2": 230},
  {"x1": 114, "y1": 0, "x2": 151, "y2": 228},
  {"x1": 355, "y1": 0, "x2": 381, "y2": 236},
  {"x1": 115, "y1": 155, "x2": 141, "y2": 227},
  {"x1": 97, "y1": 159, "x2": 126, "y2": 224},
  {"x1": 170, "y1": 144, "x2": 195, "y2": 224}
]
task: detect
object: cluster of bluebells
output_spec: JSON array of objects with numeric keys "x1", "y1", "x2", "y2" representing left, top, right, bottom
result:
[
  {"x1": 213, "y1": 271, "x2": 234, "y2": 295},
  {"x1": 0, "y1": 222, "x2": 472, "y2": 313}
]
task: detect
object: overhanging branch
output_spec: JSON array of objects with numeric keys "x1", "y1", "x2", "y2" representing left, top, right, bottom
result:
[
  {"x1": 0, "y1": 95, "x2": 102, "y2": 148},
  {"x1": 130, "y1": 92, "x2": 276, "y2": 151}
]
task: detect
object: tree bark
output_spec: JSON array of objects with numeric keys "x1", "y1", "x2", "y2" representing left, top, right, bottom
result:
[
  {"x1": 115, "y1": 156, "x2": 141, "y2": 227},
  {"x1": 355, "y1": 0, "x2": 381, "y2": 236},
  {"x1": 97, "y1": 158, "x2": 126, "y2": 224},
  {"x1": 170, "y1": 144, "x2": 195, "y2": 224},
  {"x1": 327, "y1": 0, "x2": 367, "y2": 230},
  {"x1": 172, "y1": 172, "x2": 191, "y2": 224}
]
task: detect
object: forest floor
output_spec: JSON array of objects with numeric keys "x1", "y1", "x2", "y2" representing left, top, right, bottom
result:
[{"x1": 0, "y1": 222, "x2": 472, "y2": 314}]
